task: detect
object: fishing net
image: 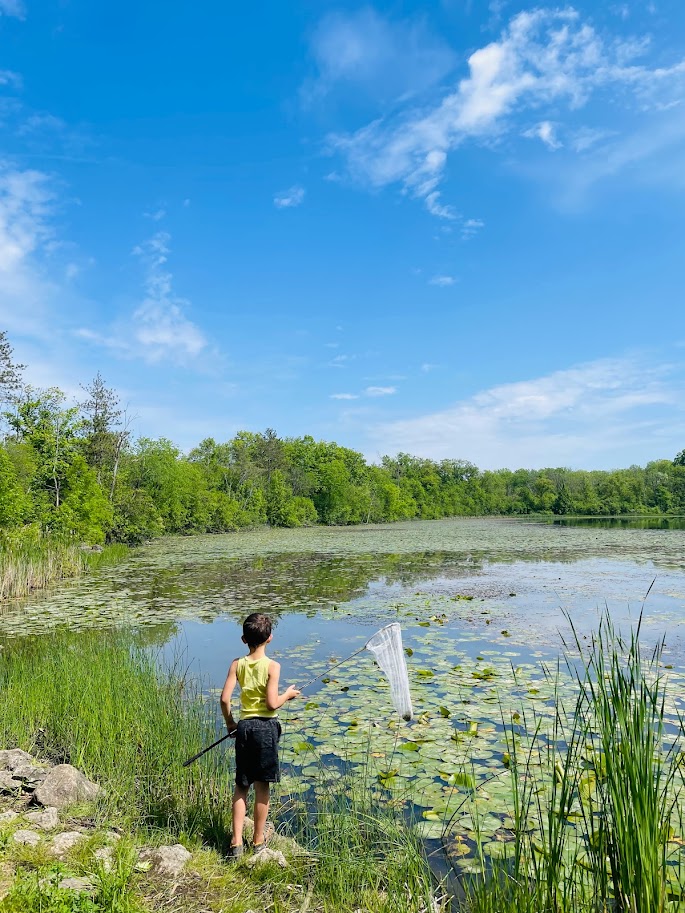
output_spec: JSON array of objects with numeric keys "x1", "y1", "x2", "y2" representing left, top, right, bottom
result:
[{"x1": 365, "y1": 623, "x2": 413, "y2": 721}]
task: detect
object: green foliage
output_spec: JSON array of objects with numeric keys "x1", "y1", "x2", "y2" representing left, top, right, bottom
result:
[{"x1": 0, "y1": 448, "x2": 28, "y2": 526}]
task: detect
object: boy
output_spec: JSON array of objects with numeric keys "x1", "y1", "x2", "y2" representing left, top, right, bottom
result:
[{"x1": 220, "y1": 612, "x2": 300, "y2": 859}]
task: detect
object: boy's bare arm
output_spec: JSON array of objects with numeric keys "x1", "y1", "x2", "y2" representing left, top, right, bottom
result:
[
  {"x1": 220, "y1": 659, "x2": 239, "y2": 732},
  {"x1": 265, "y1": 660, "x2": 300, "y2": 711}
]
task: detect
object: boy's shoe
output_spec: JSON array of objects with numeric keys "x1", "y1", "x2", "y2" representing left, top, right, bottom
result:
[
  {"x1": 252, "y1": 822, "x2": 275, "y2": 853},
  {"x1": 227, "y1": 843, "x2": 244, "y2": 862}
]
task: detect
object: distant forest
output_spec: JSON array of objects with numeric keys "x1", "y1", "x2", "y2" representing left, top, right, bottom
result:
[{"x1": 1, "y1": 332, "x2": 684, "y2": 545}]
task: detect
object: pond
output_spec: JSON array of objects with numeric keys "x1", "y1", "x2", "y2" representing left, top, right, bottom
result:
[{"x1": 3, "y1": 518, "x2": 685, "y2": 869}]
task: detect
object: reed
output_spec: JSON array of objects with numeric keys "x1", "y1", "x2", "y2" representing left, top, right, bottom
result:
[
  {"x1": 0, "y1": 529, "x2": 127, "y2": 600},
  {"x1": 455, "y1": 610, "x2": 685, "y2": 912}
]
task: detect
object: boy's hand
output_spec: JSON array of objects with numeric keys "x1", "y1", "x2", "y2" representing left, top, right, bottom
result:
[{"x1": 284, "y1": 686, "x2": 301, "y2": 702}]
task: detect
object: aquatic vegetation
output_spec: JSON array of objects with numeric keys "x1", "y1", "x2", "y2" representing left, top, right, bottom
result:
[{"x1": 0, "y1": 528, "x2": 127, "y2": 601}]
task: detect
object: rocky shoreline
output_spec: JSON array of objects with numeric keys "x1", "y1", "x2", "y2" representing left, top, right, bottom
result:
[{"x1": 0, "y1": 747, "x2": 293, "y2": 908}]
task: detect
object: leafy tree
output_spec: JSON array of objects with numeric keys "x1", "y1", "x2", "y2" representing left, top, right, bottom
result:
[
  {"x1": 675, "y1": 449, "x2": 685, "y2": 467},
  {"x1": 0, "y1": 447, "x2": 28, "y2": 526}
]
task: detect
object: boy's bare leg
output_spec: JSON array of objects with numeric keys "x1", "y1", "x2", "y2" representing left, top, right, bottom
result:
[
  {"x1": 232, "y1": 784, "x2": 249, "y2": 846},
  {"x1": 253, "y1": 781, "x2": 270, "y2": 845}
]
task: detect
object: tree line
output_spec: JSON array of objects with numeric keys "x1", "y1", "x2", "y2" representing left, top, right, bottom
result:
[{"x1": 1, "y1": 332, "x2": 684, "y2": 545}]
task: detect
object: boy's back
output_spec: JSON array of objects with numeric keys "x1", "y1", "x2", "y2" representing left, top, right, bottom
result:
[{"x1": 236, "y1": 656, "x2": 276, "y2": 719}]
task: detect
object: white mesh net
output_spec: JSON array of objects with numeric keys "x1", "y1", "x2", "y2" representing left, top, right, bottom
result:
[{"x1": 365, "y1": 623, "x2": 413, "y2": 721}]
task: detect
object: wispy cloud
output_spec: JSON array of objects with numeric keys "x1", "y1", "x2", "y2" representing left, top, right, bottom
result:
[
  {"x1": 365, "y1": 385, "x2": 396, "y2": 397},
  {"x1": 330, "y1": 392, "x2": 358, "y2": 400},
  {"x1": 77, "y1": 231, "x2": 208, "y2": 365},
  {"x1": 327, "y1": 8, "x2": 685, "y2": 217},
  {"x1": 0, "y1": 0, "x2": 25, "y2": 18},
  {"x1": 303, "y1": 8, "x2": 456, "y2": 107},
  {"x1": 523, "y1": 120, "x2": 562, "y2": 150},
  {"x1": 0, "y1": 69, "x2": 21, "y2": 88},
  {"x1": 372, "y1": 355, "x2": 685, "y2": 469},
  {"x1": 0, "y1": 163, "x2": 56, "y2": 334},
  {"x1": 461, "y1": 218, "x2": 485, "y2": 240},
  {"x1": 429, "y1": 274, "x2": 456, "y2": 287},
  {"x1": 329, "y1": 353, "x2": 355, "y2": 367},
  {"x1": 274, "y1": 185, "x2": 305, "y2": 208}
]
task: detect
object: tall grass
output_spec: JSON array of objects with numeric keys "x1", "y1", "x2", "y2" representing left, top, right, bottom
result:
[
  {"x1": 455, "y1": 611, "x2": 685, "y2": 913},
  {"x1": 0, "y1": 528, "x2": 128, "y2": 600},
  {"x1": 0, "y1": 630, "x2": 230, "y2": 840},
  {"x1": 0, "y1": 630, "x2": 439, "y2": 911}
]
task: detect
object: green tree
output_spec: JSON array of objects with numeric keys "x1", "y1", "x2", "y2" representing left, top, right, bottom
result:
[{"x1": 0, "y1": 447, "x2": 28, "y2": 526}]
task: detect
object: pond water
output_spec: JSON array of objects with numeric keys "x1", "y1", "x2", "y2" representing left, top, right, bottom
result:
[{"x1": 3, "y1": 518, "x2": 685, "y2": 867}]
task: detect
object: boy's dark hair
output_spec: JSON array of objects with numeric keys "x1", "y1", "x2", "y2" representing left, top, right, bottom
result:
[{"x1": 242, "y1": 613, "x2": 272, "y2": 647}]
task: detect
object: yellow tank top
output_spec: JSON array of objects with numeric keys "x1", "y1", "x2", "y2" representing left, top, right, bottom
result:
[{"x1": 237, "y1": 656, "x2": 276, "y2": 718}]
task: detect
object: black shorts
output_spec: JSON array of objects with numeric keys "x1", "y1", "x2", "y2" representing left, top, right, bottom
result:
[{"x1": 235, "y1": 717, "x2": 281, "y2": 787}]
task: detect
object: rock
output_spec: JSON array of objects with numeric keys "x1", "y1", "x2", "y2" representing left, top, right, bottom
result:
[
  {"x1": 58, "y1": 877, "x2": 94, "y2": 894},
  {"x1": 138, "y1": 844, "x2": 192, "y2": 877},
  {"x1": 245, "y1": 847, "x2": 288, "y2": 869},
  {"x1": 12, "y1": 829, "x2": 41, "y2": 846},
  {"x1": 25, "y1": 807, "x2": 59, "y2": 830},
  {"x1": 0, "y1": 771, "x2": 20, "y2": 794},
  {"x1": 0, "y1": 810, "x2": 19, "y2": 823},
  {"x1": 9, "y1": 763, "x2": 48, "y2": 788},
  {"x1": 0, "y1": 749, "x2": 33, "y2": 771},
  {"x1": 94, "y1": 846, "x2": 114, "y2": 872},
  {"x1": 34, "y1": 765, "x2": 102, "y2": 809},
  {"x1": 49, "y1": 831, "x2": 85, "y2": 858}
]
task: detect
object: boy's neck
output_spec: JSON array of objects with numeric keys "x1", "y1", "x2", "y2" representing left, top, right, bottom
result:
[{"x1": 248, "y1": 643, "x2": 268, "y2": 659}]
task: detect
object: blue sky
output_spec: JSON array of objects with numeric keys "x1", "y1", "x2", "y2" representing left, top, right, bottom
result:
[{"x1": 1, "y1": 0, "x2": 684, "y2": 470}]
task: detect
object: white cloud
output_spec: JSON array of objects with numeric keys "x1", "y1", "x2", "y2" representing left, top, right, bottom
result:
[
  {"x1": 274, "y1": 185, "x2": 305, "y2": 208},
  {"x1": 0, "y1": 69, "x2": 21, "y2": 88},
  {"x1": 328, "y1": 8, "x2": 685, "y2": 217},
  {"x1": 0, "y1": 163, "x2": 56, "y2": 334},
  {"x1": 421, "y1": 363, "x2": 439, "y2": 372},
  {"x1": 372, "y1": 356, "x2": 685, "y2": 469},
  {"x1": 365, "y1": 385, "x2": 396, "y2": 397},
  {"x1": 77, "y1": 232, "x2": 208, "y2": 365},
  {"x1": 130, "y1": 232, "x2": 206, "y2": 362},
  {"x1": 329, "y1": 353, "x2": 355, "y2": 367},
  {"x1": 331, "y1": 392, "x2": 359, "y2": 400},
  {"x1": 461, "y1": 218, "x2": 484, "y2": 239},
  {"x1": 0, "y1": 0, "x2": 24, "y2": 18},
  {"x1": 523, "y1": 120, "x2": 562, "y2": 149},
  {"x1": 429, "y1": 274, "x2": 456, "y2": 286},
  {"x1": 304, "y1": 8, "x2": 456, "y2": 107}
]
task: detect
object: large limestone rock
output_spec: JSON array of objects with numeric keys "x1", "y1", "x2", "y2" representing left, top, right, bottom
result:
[
  {"x1": 25, "y1": 807, "x2": 59, "y2": 831},
  {"x1": 49, "y1": 831, "x2": 85, "y2": 858},
  {"x1": 34, "y1": 765, "x2": 102, "y2": 809},
  {"x1": 0, "y1": 749, "x2": 33, "y2": 771},
  {"x1": 9, "y1": 763, "x2": 48, "y2": 788},
  {"x1": 0, "y1": 771, "x2": 20, "y2": 794},
  {"x1": 12, "y1": 829, "x2": 41, "y2": 846},
  {"x1": 58, "y1": 877, "x2": 94, "y2": 894},
  {"x1": 0, "y1": 810, "x2": 19, "y2": 824},
  {"x1": 138, "y1": 844, "x2": 192, "y2": 877},
  {"x1": 245, "y1": 847, "x2": 288, "y2": 869}
]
